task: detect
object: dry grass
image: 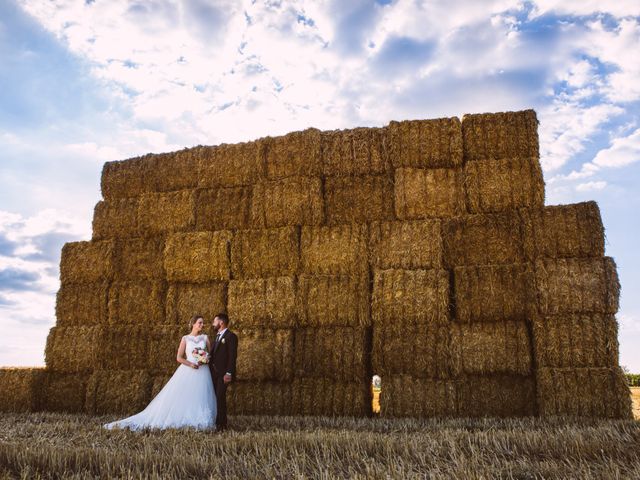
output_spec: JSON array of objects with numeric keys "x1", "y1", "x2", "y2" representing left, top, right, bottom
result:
[
  {"x1": 632, "y1": 387, "x2": 640, "y2": 420},
  {"x1": 1, "y1": 412, "x2": 639, "y2": 479}
]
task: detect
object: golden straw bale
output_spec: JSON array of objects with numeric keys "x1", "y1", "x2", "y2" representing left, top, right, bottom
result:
[
  {"x1": 101, "y1": 156, "x2": 155, "y2": 200},
  {"x1": 521, "y1": 201, "x2": 605, "y2": 260},
  {"x1": 534, "y1": 257, "x2": 620, "y2": 315},
  {"x1": 138, "y1": 190, "x2": 195, "y2": 235},
  {"x1": 464, "y1": 157, "x2": 545, "y2": 213},
  {"x1": 293, "y1": 327, "x2": 368, "y2": 382},
  {"x1": 369, "y1": 219, "x2": 442, "y2": 270},
  {"x1": 108, "y1": 281, "x2": 166, "y2": 324},
  {"x1": 265, "y1": 128, "x2": 322, "y2": 179},
  {"x1": 198, "y1": 140, "x2": 267, "y2": 188},
  {"x1": 297, "y1": 274, "x2": 370, "y2": 327},
  {"x1": 388, "y1": 117, "x2": 463, "y2": 169},
  {"x1": 228, "y1": 381, "x2": 292, "y2": 416},
  {"x1": 457, "y1": 375, "x2": 536, "y2": 417},
  {"x1": 85, "y1": 370, "x2": 152, "y2": 414},
  {"x1": 462, "y1": 110, "x2": 539, "y2": 161},
  {"x1": 532, "y1": 314, "x2": 619, "y2": 368},
  {"x1": 250, "y1": 176, "x2": 324, "y2": 228},
  {"x1": 164, "y1": 231, "x2": 232, "y2": 282},
  {"x1": 453, "y1": 264, "x2": 533, "y2": 323},
  {"x1": 151, "y1": 374, "x2": 172, "y2": 398},
  {"x1": 147, "y1": 325, "x2": 184, "y2": 374},
  {"x1": 41, "y1": 372, "x2": 89, "y2": 413},
  {"x1": 195, "y1": 186, "x2": 252, "y2": 231},
  {"x1": 45, "y1": 326, "x2": 103, "y2": 373},
  {"x1": 291, "y1": 378, "x2": 369, "y2": 416},
  {"x1": 60, "y1": 240, "x2": 115, "y2": 285},
  {"x1": 98, "y1": 326, "x2": 149, "y2": 371},
  {"x1": 147, "y1": 149, "x2": 199, "y2": 193},
  {"x1": 165, "y1": 282, "x2": 227, "y2": 325},
  {"x1": 450, "y1": 321, "x2": 532, "y2": 376},
  {"x1": 372, "y1": 323, "x2": 451, "y2": 379},
  {"x1": 372, "y1": 268, "x2": 450, "y2": 328},
  {"x1": 442, "y1": 211, "x2": 524, "y2": 267},
  {"x1": 381, "y1": 376, "x2": 457, "y2": 417},
  {"x1": 56, "y1": 281, "x2": 109, "y2": 326},
  {"x1": 114, "y1": 237, "x2": 165, "y2": 280},
  {"x1": 301, "y1": 224, "x2": 368, "y2": 275},
  {"x1": 537, "y1": 367, "x2": 632, "y2": 418},
  {"x1": 92, "y1": 198, "x2": 139, "y2": 240},
  {"x1": 324, "y1": 175, "x2": 395, "y2": 225},
  {"x1": 0, "y1": 368, "x2": 45, "y2": 412},
  {"x1": 322, "y1": 127, "x2": 390, "y2": 176},
  {"x1": 228, "y1": 276, "x2": 297, "y2": 328},
  {"x1": 394, "y1": 168, "x2": 465, "y2": 220},
  {"x1": 231, "y1": 227, "x2": 299, "y2": 278},
  {"x1": 236, "y1": 328, "x2": 294, "y2": 381}
]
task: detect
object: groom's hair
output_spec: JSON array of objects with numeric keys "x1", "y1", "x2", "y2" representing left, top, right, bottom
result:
[{"x1": 215, "y1": 312, "x2": 229, "y2": 325}]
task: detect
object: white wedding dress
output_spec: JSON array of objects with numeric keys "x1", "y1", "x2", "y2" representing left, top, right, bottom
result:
[{"x1": 104, "y1": 334, "x2": 217, "y2": 431}]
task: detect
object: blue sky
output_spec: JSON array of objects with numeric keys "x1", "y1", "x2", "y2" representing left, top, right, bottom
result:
[{"x1": 1, "y1": 0, "x2": 639, "y2": 369}]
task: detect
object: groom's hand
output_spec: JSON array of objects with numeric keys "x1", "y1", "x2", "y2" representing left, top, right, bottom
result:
[{"x1": 223, "y1": 374, "x2": 232, "y2": 384}]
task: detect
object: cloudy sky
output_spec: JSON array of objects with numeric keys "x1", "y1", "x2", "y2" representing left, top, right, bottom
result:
[{"x1": 1, "y1": 0, "x2": 639, "y2": 370}]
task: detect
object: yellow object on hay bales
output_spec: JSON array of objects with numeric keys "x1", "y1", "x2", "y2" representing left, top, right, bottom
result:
[{"x1": 5, "y1": 109, "x2": 629, "y2": 419}]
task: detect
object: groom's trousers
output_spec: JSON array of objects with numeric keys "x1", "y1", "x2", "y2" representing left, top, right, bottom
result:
[{"x1": 213, "y1": 374, "x2": 228, "y2": 429}]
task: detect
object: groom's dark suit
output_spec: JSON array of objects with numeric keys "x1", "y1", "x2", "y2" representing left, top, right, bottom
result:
[{"x1": 210, "y1": 328, "x2": 237, "y2": 430}]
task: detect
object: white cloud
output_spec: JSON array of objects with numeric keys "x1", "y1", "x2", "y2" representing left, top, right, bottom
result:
[
  {"x1": 531, "y1": 0, "x2": 640, "y2": 18},
  {"x1": 575, "y1": 180, "x2": 607, "y2": 192},
  {"x1": 592, "y1": 127, "x2": 640, "y2": 168}
]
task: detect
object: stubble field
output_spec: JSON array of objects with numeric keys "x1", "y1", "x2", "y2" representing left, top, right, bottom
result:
[{"x1": 1, "y1": 411, "x2": 640, "y2": 479}]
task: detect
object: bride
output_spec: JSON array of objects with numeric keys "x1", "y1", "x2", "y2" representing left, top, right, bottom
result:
[{"x1": 104, "y1": 315, "x2": 217, "y2": 431}]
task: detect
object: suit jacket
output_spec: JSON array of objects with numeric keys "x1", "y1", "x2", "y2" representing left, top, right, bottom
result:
[{"x1": 210, "y1": 329, "x2": 238, "y2": 379}]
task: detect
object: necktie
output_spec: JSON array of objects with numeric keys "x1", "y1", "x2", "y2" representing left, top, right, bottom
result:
[{"x1": 215, "y1": 333, "x2": 221, "y2": 344}]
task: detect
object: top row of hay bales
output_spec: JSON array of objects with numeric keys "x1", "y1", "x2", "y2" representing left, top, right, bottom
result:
[{"x1": 97, "y1": 111, "x2": 542, "y2": 234}]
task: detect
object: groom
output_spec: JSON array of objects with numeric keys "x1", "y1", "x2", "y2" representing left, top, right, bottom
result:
[{"x1": 210, "y1": 312, "x2": 237, "y2": 432}]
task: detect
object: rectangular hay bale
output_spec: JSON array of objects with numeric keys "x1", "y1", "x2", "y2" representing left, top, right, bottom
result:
[
  {"x1": 388, "y1": 117, "x2": 463, "y2": 169},
  {"x1": 85, "y1": 370, "x2": 152, "y2": 415},
  {"x1": 372, "y1": 268, "x2": 450, "y2": 328},
  {"x1": 325, "y1": 175, "x2": 395, "y2": 225},
  {"x1": 372, "y1": 324, "x2": 451, "y2": 379},
  {"x1": 293, "y1": 327, "x2": 368, "y2": 382},
  {"x1": 457, "y1": 375, "x2": 536, "y2": 417},
  {"x1": 100, "y1": 157, "x2": 155, "y2": 200},
  {"x1": 196, "y1": 186, "x2": 253, "y2": 231},
  {"x1": 250, "y1": 176, "x2": 324, "y2": 228},
  {"x1": 322, "y1": 127, "x2": 390, "y2": 176},
  {"x1": 108, "y1": 280, "x2": 166, "y2": 324},
  {"x1": 41, "y1": 372, "x2": 89, "y2": 413},
  {"x1": 462, "y1": 110, "x2": 539, "y2": 161},
  {"x1": 227, "y1": 276, "x2": 297, "y2": 328},
  {"x1": 56, "y1": 281, "x2": 110, "y2": 326},
  {"x1": 534, "y1": 257, "x2": 620, "y2": 315},
  {"x1": 147, "y1": 149, "x2": 199, "y2": 193},
  {"x1": 368, "y1": 219, "x2": 443, "y2": 270},
  {"x1": 45, "y1": 326, "x2": 103, "y2": 373},
  {"x1": 114, "y1": 237, "x2": 165, "y2": 281},
  {"x1": 60, "y1": 240, "x2": 115, "y2": 285},
  {"x1": 381, "y1": 376, "x2": 457, "y2": 417},
  {"x1": 297, "y1": 274, "x2": 370, "y2": 327},
  {"x1": 165, "y1": 282, "x2": 227, "y2": 325},
  {"x1": 236, "y1": 328, "x2": 294, "y2": 381},
  {"x1": 228, "y1": 381, "x2": 292, "y2": 416},
  {"x1": 453, "y1": 264, "x2": 533, "y2": 323},
  {"x1": 537, "y1": 367, "x2": 632, "y2": 418},
  {"x1": 147, "y1": 325, "x2": 184, "y2": 374},
  {"x1": 0, "y1": 368, "x2": 45, "y2": 412},
  {"x1": 165, "y1": 231, "x2": 231, "y2": 282},
  {"x1": 99, "y1": 326, "x2": 150, "y2": 371},
  {"x1": 394, "y1": 167, "x2": 465, "y2": 220},
  {"x1": 532, "y1": 314, "x2": 619, "y2": 368},
  {"x1": 138, "y1": 190, "x2": 195, "y2": 234},
  {"x1": 198, "y1": 140, "x2": 267, "y2": 188},
  {"x1": 92, "y1": 198, "x2": 139, "y2": 240},
  {"x1": 265, "y1": 128, "x2": 322, "y2": 179},
  {"x1": 301, "y1": 224, "x2": 368, "y2": 275},
  {"x1": 450, "y1": 321, "x2": 532, "y2": 376},
  {"x1": 442, "y1": 211, "x2": 524, "y2": 267},
  {"x1": 522, "y1": 201, "x2": 605, "y2": 260},
  {"x1": 464, "y1": 157, "x2": 545, "y2": 213},
  {"x1": 231, "y1": 227, "x2": 299, "y2": 278},
  {"x1": 290, "y1": 377, "x2": 369, "y2": 416}
]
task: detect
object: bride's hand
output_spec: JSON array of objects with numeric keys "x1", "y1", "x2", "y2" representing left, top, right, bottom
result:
[{"x1": 191, "y1": 362, "x2": 199, "y2": 369}]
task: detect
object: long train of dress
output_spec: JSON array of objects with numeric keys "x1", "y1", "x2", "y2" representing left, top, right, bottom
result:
[{"x1": 104, "y1": 335, "x2": 216, "y2": 431}]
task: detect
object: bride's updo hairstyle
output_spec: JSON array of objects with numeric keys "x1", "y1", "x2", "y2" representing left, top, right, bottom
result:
[{"x1": 189, "y1": 315, "x2": 204, "y2": 331}]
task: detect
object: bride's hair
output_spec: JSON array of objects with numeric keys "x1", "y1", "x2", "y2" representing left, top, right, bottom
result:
[{"x1": 189, "y1": 315, "x2": 204, "y2": 330}]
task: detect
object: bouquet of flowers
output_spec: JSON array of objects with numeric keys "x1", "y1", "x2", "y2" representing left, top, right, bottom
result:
[{"x1": 192, "y1": 347, "x2": 209, "y2": 365}]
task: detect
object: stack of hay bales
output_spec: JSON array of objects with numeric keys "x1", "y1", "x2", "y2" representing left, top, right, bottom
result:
[{"x1": 1, "y1": 110, "x2": 630, "y2": 419}]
